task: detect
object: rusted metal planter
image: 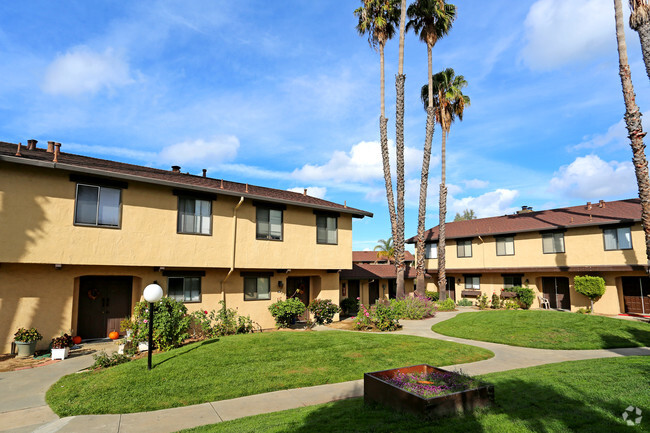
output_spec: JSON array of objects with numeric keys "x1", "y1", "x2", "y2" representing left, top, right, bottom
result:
[
  {"x1": 461, "y1": 290, "x2": 482, "y2": 298},
  {"x1": 364, "y1": 364, "x2": 494, "y2": 418},
  {"x1": 500, "y1": 291, "x2": 517, "y2": 299}
]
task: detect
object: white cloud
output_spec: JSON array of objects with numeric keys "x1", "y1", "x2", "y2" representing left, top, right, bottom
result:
[
  {"x1": 159, "y1": 136, "x2": 240, "y2": 167},
  {"x1": 463, "y1": 179, "x2": 489, "y2": 189},
  {"x1": 573, "y1": 119, "x2": 627, "y2": 151},
  {"x1": 287, "y1": 186, "x2": 327, "y2": 199},
  {"x1": 521, "y1": 0, "x2": 613, "y2": 70},
  {"x1": 42, "y1": 46, "x2": 135, "y2": 96},
  {"x1": 291, "y1": 140, "x2": 425, "y2": 184},
  {"x1": 450, "y1": 189, "x2": 520, "y2": 218},
  {"x1": 549, "y1": 154, "x2": 636, "y2": 199}
]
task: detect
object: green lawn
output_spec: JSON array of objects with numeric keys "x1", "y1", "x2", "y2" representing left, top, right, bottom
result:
[
  {"x1": 182, "y1": 356, "x2": 650, "y2": 433},
  {"x1": 46, "y1": 331, "x2": 492, "y2": 416},
  {"x1": 432, "y1": 310, "x2": 650, "y2": 349}
]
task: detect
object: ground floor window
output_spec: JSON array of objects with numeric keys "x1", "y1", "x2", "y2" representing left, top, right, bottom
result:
[
  {"x1": 503, "y1": 275, "x2": 522, "y2": 288},
  {"x1": 465, "y1": 276, "x2": 480, "y2": 290},
  {"x1": 168, "y1": 276, "x2": 201, "y2": 302},
  {"x1": 244, "y1": 276, "x2": 271, "y2": 300}
]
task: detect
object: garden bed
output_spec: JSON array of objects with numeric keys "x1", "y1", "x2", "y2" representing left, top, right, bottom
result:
[{"x1": 364, "y1": 364, "x2": 494, "y2": 418}]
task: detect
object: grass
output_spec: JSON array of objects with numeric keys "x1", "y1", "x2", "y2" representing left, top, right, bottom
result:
[
  {"x1": 432, "y1": 310, "x2": 650, "y2": 349},
  {"x1": 46, "y1": 331, "x2": 492, "y2": 416},
  {"x1": 181, "y1": 356, "x2": 650, "y2": 433}
]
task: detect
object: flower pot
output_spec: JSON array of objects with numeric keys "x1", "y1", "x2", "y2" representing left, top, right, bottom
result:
[
  {"x1": 51, "y1": 347, "x2": 70, "y2": 360},
  {"x1": 15, "y1": 341, "x2": 37, "y2": 357},
  {"x1": 138, "y1": 342, "x2": 149, "y2": 352}
]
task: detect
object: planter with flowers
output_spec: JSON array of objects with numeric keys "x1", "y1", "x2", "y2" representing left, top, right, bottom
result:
[
  {"x1": 51, "y1": 334, "x2": 74, "y2": 360},
  {"x1": 14, "y1": 327, "x2": 43, "y2": 357}
]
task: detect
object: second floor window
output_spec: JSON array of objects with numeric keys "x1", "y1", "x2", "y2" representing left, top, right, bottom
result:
[
  {"x1": 604, "y1": 227, "x2": 632, "y2": 250},
  {"x1": 457, "y1": 239, "x2": 472, "y2": 258},
  {"x1": 425, "y1": 243, "x2": 438, "y2": 259},
  {"x1": 257, "y1": 207, "x2": 283, "y2": 240},
  {"x1": 178, "y1": 197, "x2": 211, "y2": 235},
  {"x1": 542, "y1": 232, "x2": 565, "y2": 254},
  {"x1": 75, "y1": 184, "x2": 121, "y2": 227},
  {"x1": 317, "y1": 215, "x2": 338, "y2": 244},
  {"x1": 496, "y1": 236, "x2": 514, "y2": 256}
]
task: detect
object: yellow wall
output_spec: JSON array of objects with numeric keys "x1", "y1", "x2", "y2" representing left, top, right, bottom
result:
[
  {"x1": 0, "y1": 163, "x2": 352, "y2": 270},
  {"x1": 0, "y1": 263, "x2": 341, "y2": 353}
]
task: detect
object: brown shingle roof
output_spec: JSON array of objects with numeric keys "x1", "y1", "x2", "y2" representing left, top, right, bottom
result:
[
  {"x1": 0, "y1": 141, "x2": 372, "y2": 217},
  {"x1": 407, "y1": 199, "x2": 641, "y2": 243},
  {"x1": 340, "y1": 262, "x2": 427, "y2": 280},
  {"x1": 352, "y1": 251, "x2": 414, "y2": 263}
]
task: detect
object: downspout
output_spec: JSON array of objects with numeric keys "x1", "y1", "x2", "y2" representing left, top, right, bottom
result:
[{"x1": 221, "y1": 196, "x2": 245, "y2": 305}]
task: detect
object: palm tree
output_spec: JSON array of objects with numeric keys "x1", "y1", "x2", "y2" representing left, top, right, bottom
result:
[
  {"x1": 394, "y1": 0, "x2": 408, "y2": 298},
  {"x1": 615, "y1": 0, "x2": 650, "y2": 270},
  {"x1": 422, "y1": 68, "x2": 470, "y2": 300},
  {"x1": 629, "y1": 0, "x2": 650, "y2": 80},
  {"x1": 407, "y1": 0, "x2": 456, "y2": 295},
  {"x1": 374, "y1": 237, "x2": 395, "y2": 262},
  {"x1": 354, "y1": 1, "x2": 401, "y2": 246}
]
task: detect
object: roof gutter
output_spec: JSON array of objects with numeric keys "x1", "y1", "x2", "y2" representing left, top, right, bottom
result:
[{"x1": 0, "y1": 154, "x2": 373, "y2": 218}]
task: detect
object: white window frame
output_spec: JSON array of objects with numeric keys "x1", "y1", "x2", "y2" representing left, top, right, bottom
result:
[
  {"x1": 74, "y1": 183, "x2": 121, "y2": 227},
  {"x1": 177, "y1": 197, "x2": 212, "y2": 235}
]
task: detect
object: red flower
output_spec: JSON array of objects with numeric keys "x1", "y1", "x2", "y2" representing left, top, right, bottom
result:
[{"x1": 204, "y1": 310, "x2": 208, "y2": 314}]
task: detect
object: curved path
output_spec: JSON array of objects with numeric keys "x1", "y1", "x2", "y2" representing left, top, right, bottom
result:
[{"x1": 1, "y1": 310, "x2": 648, "y2": 432}]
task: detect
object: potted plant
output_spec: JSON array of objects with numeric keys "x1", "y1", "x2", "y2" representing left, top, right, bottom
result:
[
  {"x1": 14, "y1": 327, "x2": 43, "y2": 357},
  {"x1": 119, "y1": 317, "x2": 134, "y2": 338},
  {"x1": 51, "y1": 334, "x2": 74, "y2": 360}
]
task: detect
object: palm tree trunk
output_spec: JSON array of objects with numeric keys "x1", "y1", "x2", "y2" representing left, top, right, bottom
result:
[
  {"x1": 438, "y1": 128, "x2": 448, "y2": 301},
  {"x1": 615, "y1": 0, "x2": 650, "y2": 271},
  {"x1": 395, "y1": 0, "x2": 407, "y2": 297},
  {"x1": 416, "y1": 44, "x2": 435, "y2": 295},
  {"x1": 630, "y1": 3, "x2": 650, "y2": 81},
  {"x1": 380, "y1": 43, "x2": 397, "y2": 242},
  {"x1": 636, "y1": 21, "x2": 650, "y2": 80}
]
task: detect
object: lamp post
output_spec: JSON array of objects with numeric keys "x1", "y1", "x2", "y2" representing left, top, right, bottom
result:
[{"x1": 143, "y1": 283, "x2": 163, "y2": 370}]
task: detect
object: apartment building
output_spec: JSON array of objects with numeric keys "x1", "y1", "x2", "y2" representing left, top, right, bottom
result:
[
  {"x1": 408, "y1": 199, "x2": 650, "y2": 316},
  {"x1": 0, "y1": 140, "x2": 371, "y2": 352}
]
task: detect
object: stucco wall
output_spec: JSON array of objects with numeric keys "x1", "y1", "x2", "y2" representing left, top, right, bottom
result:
[{"x1": 0, "y1": 163, "x2": 353, "y2": 270}]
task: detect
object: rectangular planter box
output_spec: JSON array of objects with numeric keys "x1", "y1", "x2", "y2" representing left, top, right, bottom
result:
[
  {"x1": 500, "y1": 291, "x2": 517, "y2": 299},
  {"x1": 138, "y1": 342, "x2": 149, "y2": 352},
  {"x1": 364, "y1": 364, "x2": 494, "y2": 418},
  {"x1": 461, "y1": 290, "x2": 482, "y2": 298},
  {"x1": 51, "y1": 347, "x2": 70, "y2": 360}
]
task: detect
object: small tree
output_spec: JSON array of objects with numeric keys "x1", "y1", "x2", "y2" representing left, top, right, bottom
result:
[{"x1": 574, "y1": 276, "x2": 606, "y2": 313}]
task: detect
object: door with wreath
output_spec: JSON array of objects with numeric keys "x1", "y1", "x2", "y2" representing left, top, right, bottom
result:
[{"x1": 77, "y1": 276, "x2": 133, "y2": 339}]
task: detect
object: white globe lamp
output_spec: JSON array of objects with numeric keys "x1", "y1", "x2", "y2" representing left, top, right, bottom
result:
[{"x1": 143, "y1": 283, "x2": 163, "y2": 370}]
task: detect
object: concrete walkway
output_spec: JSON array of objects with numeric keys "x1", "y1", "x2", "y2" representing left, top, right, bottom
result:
[{"x1": 1, "y1": 310, "x2": 648, "y2": 433}]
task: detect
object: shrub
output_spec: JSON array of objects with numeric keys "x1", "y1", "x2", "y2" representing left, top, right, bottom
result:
[
  {"x1": 425, "y1": 291, "x2": 440, "y2": 302},
  {"x1": 576, "y1": 307, "x2": 592, "y2": 314},
  {"x1": 574, "y1": 275, "x2": 606, "y2": 313},
  {"x1": 491, "y1": 293, "x2": 503, "y2": 309},
  {"x1": 456, "y1": 298, "x2": 473, "y2": 307},
  {"x1": 91, "y1": 351, "x2": 131, "y2": 369},
  {"x1": 191, "y1": 301, "x2": 258, "y2": 338},
  {"x1": 14, "y1": 327, "x2": 43, "y2": 343},
  {"x1": 353, "y1": 302, "x2": 373, "y2": 330},
  {"x1": 509, "y1": 286, "x2": 535, "y2": 309},
  {"x1": 436, "y1": 298, "x2": 456, "y2": 311},
  {"x1": 51, "y1": 334, "x2": 74, "y2": 349},
  {"x1": 390, "y1": 295, "x2": 436, "y2": 319},
  {"x1": 371, "y1": 303, "x2": 400, "y2": 331},
  {"x1": 477, "y1": 294, "x2": 489, "y2": 310},
  {"x1": 132, "y1": 297, "x2": 191, "y2": 351},
  {"x1": 307, "y1": 299, "x2": 341, "y2": 325},
  {"x1": 268, "y1": 298, "x2": 306, "y2": 328},
  {"x1": 340, "y1": 297, "x2": 359, "y2": 315},
  {"x1": 503, "y1": 299, "x2": 520, "y2": 310}
]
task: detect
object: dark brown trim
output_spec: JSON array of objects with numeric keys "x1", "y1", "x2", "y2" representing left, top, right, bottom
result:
[
  {"x1": 313, "y1": 210, "x2": 341, "y2": 218},
  {"x1": 162, "y1": 270, "x2": 206, "y2": 277},
  {"x1": 240, "y1": 271, "x2": 274, "y2": 278},
  {"x1": 172, "y1": 189, "x2": 217, "y2": 201},
  {"x1": 598, "y1": 221, "x2": 634, "y2": 229},
  {"x1": 501, "y1": 273, "x2": 524, "y2": 277},
  {"x1": 70, "y1": 174, "x2": 128, "y2": 189},
  {"x1": 252, "y1": 201, "x2": 287, "y2": 211},
  {"x1": 441, "y1": 265, "x2": 649, "y2": 274},
  {"x1": 462, "y1": 273, "x2": 482, "y2": 278},
  {"x1": 461, "y1": 290, "x2": 481, "y2": 297},
  {"x1": 538, "y1": 228, "x2": 567, "y2": 234}
]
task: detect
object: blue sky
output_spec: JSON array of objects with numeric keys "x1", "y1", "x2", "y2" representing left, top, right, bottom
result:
[{"x1": 1, "y1": 0, "x2": 649, "y2": 252}]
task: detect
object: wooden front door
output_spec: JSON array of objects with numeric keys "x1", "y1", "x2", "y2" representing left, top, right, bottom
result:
[
  {"x1": 368, "y1": 280, "x2": 380, "y2": 305},
  {"x1": 388, "y1": 280, "x2": 396, "y2": 299},
  {"x1": 446, "y1": 277, "x2": 456, "y2": 301},
  {"x1": 348, "y1": 280, "x2": 360, "y2": 301},
  {"x1": 77, "y1": 276, "x2": 133, "y2": 339},
  {"x1": 542, "y1": 277, "x2": 570, "y2": 310},
  {"x1": 622, "y1": 277, "x2": 650, "y2": 314},
  {"x1": 287, "y1": 277, "x2": 310, "y2": 321}
]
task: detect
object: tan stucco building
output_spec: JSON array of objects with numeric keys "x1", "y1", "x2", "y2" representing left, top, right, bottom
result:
[
  {"x1": 409, "y1": 199, "x2": 650, "y2": 316},
  {"x1": 0, "y1": 140, "x2": 371, "y2": 353}
]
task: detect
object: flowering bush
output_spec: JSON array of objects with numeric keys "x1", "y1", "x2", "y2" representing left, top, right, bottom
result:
[
  {"x1": 51, "y1": 333, "x2": 74, "y2": 349},
  {"x1": 491, "y1": 292, "x2": 503, "y2": 309},
  {"x1": 384, "y1": 370, "x2": 482, "y2": 399},
  {"x1": 14, "y1": 327, "x2": 43, "y2": 342},
  {"x1": 372, "y1": 303, "x2": 400, "y2": 331},
  {"x1": 353, "y1": 300, "x2": 373, "y2": 330},
  {"x1": 307, "y1": 299, "x2": 341, "y2": 325},
  {"x1": 477, "y1": 294, "x2": 489, "y2": 310},
  {"x1": 268, "y1": 298, "x2": 306, "y2": 328},
  {"x1": 390, "y1": 294, "x2": 437, "y2": 320},
  {"x1": 190, "y1": 301, "x2": 258, "y2": 338},
  {"x1": 132, "y1": 297, "x2": 191, "y2": 351}
]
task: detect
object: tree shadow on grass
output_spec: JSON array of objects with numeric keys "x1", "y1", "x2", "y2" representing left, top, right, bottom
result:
[
  {"x1": 600, "y1": 327, "x2": 650, "y2": 349},
  {"x1": 154, "y1": 338, "x2": 220, "y2": 368},
  {"x1": 279, "y1": 376, "x2": 647, "y2": 433}
]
